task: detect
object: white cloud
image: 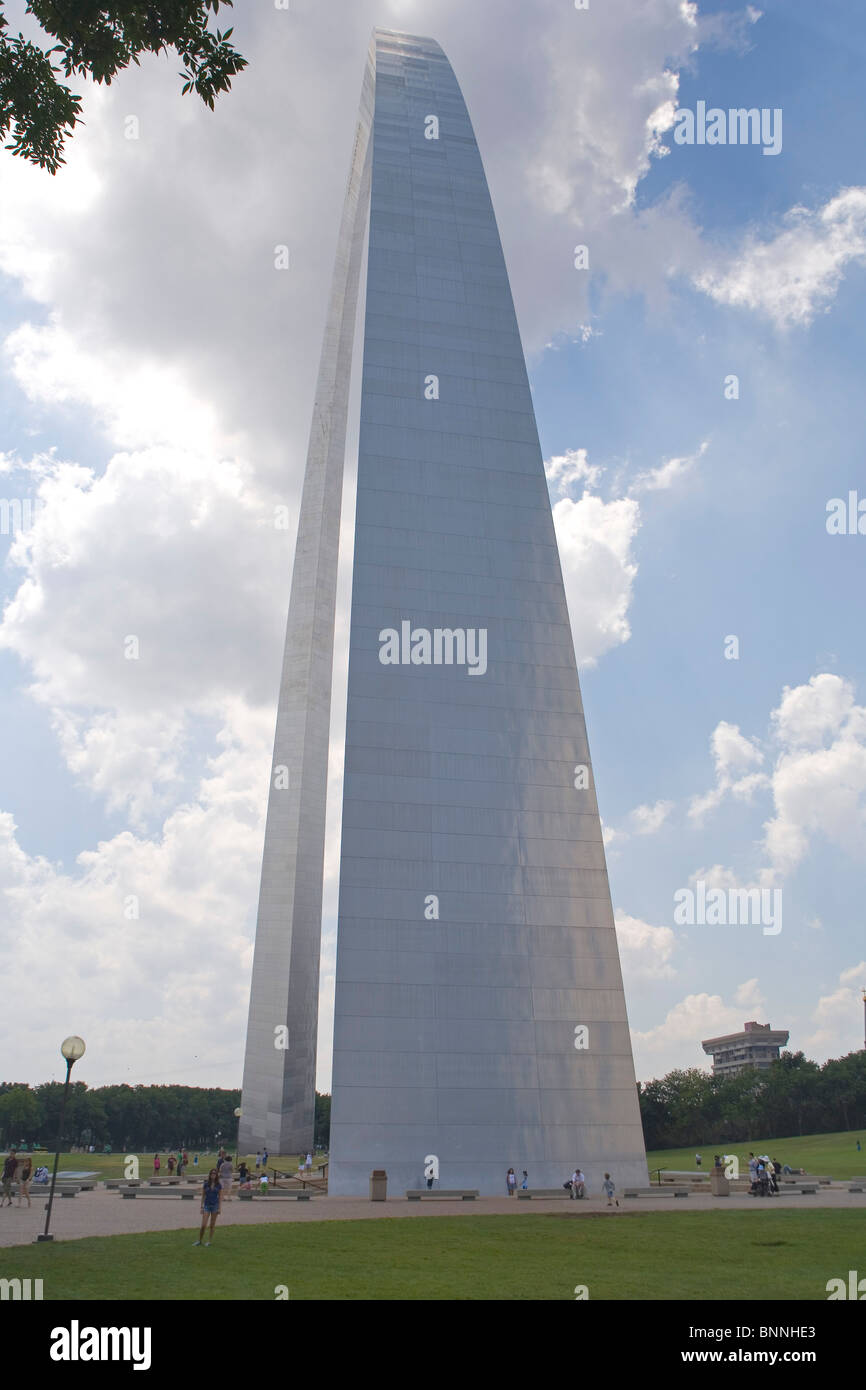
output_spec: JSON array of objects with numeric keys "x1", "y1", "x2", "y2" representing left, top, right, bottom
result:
[
  {"x1": 615, "y1": 911, "x2": 676, "y2": 980},
  {"x1": 551, "y1": 493, "x2": 640, "y2": 667},
  {"x1": 688, "y1": 720, "x2": 766, "y2": 822},
  {"x1": 771, "y1": 672, "x2": 858, "y2": 747},
  {"x1": 629, "y1": 799, "x2": 674, "y2": 835},
  {"x1": 632, "y1": 440, "x2": 708, "y2": 492},
  {"x1": 763, "y1": 676, "x2": 866, "y2": 875},
  {"x1": 694, "y1": 188, "x2": 866, "y2": 328},
  {"x1": 0, "y1": 702, "x2": 270, "y2": 1088},
  {"x1": 545, "y1": 447, "x2": 602, "y2": 494},
  {"x1": 805, "y1": 963, "x2": 866, "y2": 1055},
  {"x1": 4, "y1": 319, "x2": 225, "y2": 455},
  {"x1": 632, "y1": 980, "x2": 766, "y2": 1072},
  {"x1": 686, "y1": 676, "x2": 866, "y2": 888}
]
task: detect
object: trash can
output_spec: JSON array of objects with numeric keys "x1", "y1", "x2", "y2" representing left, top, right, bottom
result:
[
  {"x1": 710, "y1": 1170, "x2": 730, "y2": 1197},
  {"x1": 369, "y1": 1169, "x2": 387, "y2": 1201}
]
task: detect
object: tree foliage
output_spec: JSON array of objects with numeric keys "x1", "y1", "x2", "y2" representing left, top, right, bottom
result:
[
  {"x1": 0, "y1": 1, "x2": 246, "y2": 173},
  {"x1": 638, "y1": 1050, "x2": 866, "y2": 1150},
  {"x1": 0, "y1": 1080, "x2": 321, "y2": 1151}
]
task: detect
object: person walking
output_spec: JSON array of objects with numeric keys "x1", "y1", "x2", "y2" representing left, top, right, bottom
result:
[
  {"x1": 305, "y1": 1151, "x2": 313, "y2": 1172},
  {"x1": 153, "y1": 1153, "x2": 160, "y2": 1176},
  {"x1": 521, "y1": 1170, "x2": 529, "y2": 1190},
  {"x1": 218, "y1": 1154, "x2": 233, "y2": 1202},
  {"x1": 194, "y1": 1169, "x2": 222, "y2": 1246},
  {"x1": 695, "y1": 1153, "x2": 702, "y2": 1168},
  {"x1": 256, "y1": 1152, "x2": 262, "y2": 1171},
  {"x1": 602, "y1": 1173, "x2": 618, "y2": 1207},
  {"x1": 167, "y1": 1153, "x2": 176, "y2": 1175},
  {"x1": 506, "y1": 1167, "x2": 517, "y2": 1196},
  {"x1": 16, "y1": 1156, "x2": 32, "y2": 1207},
  {"x1": 1, "y1": 1150, "x2": 18, "y2": 1206},
  {"x1": 262, "y1": 1147, "x2": 269, "y2": 1170}
]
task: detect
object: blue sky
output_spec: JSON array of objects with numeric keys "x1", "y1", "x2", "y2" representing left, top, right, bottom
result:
[{"x1": 0, "y1": 0, "x2": 863, "y2": 1090}]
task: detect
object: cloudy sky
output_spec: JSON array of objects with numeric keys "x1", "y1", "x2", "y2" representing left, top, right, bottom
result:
[{"x1": 1, "y1": 0, "x2": 864, "y2": 1093}]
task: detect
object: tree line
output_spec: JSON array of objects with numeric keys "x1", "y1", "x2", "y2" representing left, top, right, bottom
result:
[
  {"x1": 0, "y1": 1081, "x2": 332, "y2": 1153},
  {"x1": 638, "y1": 1050, "x2": 866, "y2": 1150},
  {"x1": 4, "y1": 1049, "x2": 861, "y2": 1154}
]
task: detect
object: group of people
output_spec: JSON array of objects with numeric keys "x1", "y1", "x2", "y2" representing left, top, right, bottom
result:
[
  {"x1": 153, "y1": 1150, "x2": 191, "y2": 1176},
  {"x1": 746, "y1": 1152, "x2": 783, "y2": 1196},
  {"x1": 504, "y1": 1165, "x2": 619, "y2": 1206},
  {"x1": 1, "y1": 1150, "x2": 34, "y2": 1207}
]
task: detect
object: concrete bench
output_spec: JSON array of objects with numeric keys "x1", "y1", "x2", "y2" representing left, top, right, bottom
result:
[
  {"x1": 406, "y1": 1190, "x2": 478, "y2": 1201},
  {"x1": 20, "y1": 1184, "x2": 85, "y2": 1197},
  {"x1": 779, "y1": 1175, "x2": 830, "y2": 1186},
  {"x1": 238, "y1": 1190, "x2": 311, "y2": 1201},
  {"x1": 752, "y1": 1185, "x2": 816, "y2": 1196},
  {"x1": 848, "y1": 1185, "x2": 865, "y2": 1193},
  {"x1": 658, "y1": 1170, "x2": 709, "y2": 1182},
  {"x1": 518, "y1": 1189, "x2": 577, "y2": 1200},
  {"x1": 624, "y1": 1187, "x2": 689, "y2": 1198},
  {"x1": 121, "y1": 1189, "x2": 197, "y2": 1200}
]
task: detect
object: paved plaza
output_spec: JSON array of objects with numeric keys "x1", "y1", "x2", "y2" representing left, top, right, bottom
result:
[{"x1": 1, "y1": 1186, "x2": 862, "y2": 1248}]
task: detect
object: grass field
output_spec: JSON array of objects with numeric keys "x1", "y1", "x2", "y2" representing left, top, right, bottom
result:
[
  {"x1": 23, "y1": 1152, "x2": 327, "y2": 1179},
  {"x1": 14, "y1": 1131, "x2": 862, "y2": 1183},
  {"x1": 647, "y1": 1130, "x2": 865, "y2": 1181},
  {"x1": 1, "y1": 1211, "x2": 857, "y2": 1300}
]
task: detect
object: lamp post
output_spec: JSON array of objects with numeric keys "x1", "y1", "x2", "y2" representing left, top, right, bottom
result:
[
  {"x1": 234, "y1": 1107, "x2": 242, "y2": 1165},
  {"x1": 37, "y1": 1035, "x2": 86, "y2": 1243}
]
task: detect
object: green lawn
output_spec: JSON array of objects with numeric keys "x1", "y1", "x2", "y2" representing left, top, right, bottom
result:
[
  {"x1": 647, "y1": 1130, "x2": 866, "y2": 1181},
  {"x1": 1, "y1": 1211, "x2": 856, "y2": 1300},
  {"x1": 17, "y1": 1151, "x2": 327, "y2": 1180}
]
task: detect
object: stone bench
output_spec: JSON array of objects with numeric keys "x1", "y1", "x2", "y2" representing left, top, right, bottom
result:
[
  {"x1": 517, "y1": 1189, "x2": 577, "y2": 1200},
  {"x1": 752, "y1": 1185, "x2": 816, "y2": 1196},
  {"x1": 406, "y1": 1190, "x2": 478, "y2": 1201},
  {"x1": 18, "y1": 1184, "x2": 86, "y2": 1197},
  {"x1": 779, "y1": 1175, "x2": 830, "y2": 1185},
  {"x1": 238, "y1": 1190, "x2": 311, "y2": 1201},
  {"x1": 121, "y1": 1189, "x2": 197, "y2": 1200},
  {"x1": 624, "y1": 1187, "x2": 689, "y2": 1198}
]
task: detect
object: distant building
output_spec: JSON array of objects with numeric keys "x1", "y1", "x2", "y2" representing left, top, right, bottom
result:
[{"x1": 702, "y1": 1021, "x2": 790, "y2": 1078}]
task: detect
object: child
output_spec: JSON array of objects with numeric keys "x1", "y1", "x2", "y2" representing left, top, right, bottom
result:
[{"x1": 602, "y1": 1172, "x2": 618, "y2": 1207}]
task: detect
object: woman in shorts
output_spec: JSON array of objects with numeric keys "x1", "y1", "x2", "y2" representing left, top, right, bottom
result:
[{"x1": 195, "y1": 1169, "x2": 222, "y2": 1246}]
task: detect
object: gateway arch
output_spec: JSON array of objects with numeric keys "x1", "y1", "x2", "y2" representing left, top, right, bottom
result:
[{"x1": 240, "y1": 28, "x2": 648, "y2": 1196}]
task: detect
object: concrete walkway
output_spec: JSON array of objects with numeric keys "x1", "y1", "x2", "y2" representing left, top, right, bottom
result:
[{"x1": 1, "y1": 1186, "x2": 862, "y2": 1247}]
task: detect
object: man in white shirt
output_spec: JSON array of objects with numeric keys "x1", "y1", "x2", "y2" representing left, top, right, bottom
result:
[{"x1": 571, "y1": 1168, "x2": 585, "y2": 1199}]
